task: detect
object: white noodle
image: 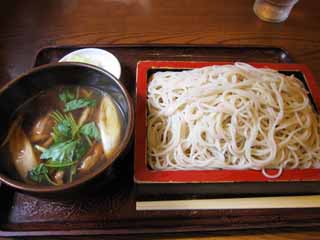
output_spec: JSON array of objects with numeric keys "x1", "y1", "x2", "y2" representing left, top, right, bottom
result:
[{"x1": 147, "y1": 63, "x2": 320, "y2": 178}]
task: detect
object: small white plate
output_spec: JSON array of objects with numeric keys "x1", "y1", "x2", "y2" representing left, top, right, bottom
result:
[{"x1": 59, "y1": 48, "x2": 121, "y2": 79}]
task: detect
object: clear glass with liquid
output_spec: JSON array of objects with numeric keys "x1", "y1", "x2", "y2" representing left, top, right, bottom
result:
[{"x1": 253, "y1": 0, "x2": 299, "y2": 23}]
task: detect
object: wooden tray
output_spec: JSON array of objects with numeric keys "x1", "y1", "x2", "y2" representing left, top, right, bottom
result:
[{"x1": 3, "y1": 45, "x2": 320, "y2": 237}]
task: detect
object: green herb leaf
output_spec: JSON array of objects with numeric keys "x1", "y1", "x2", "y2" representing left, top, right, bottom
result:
[
  {"x1": 56, "y1": 120, "x2": 72, "y2": 136},
  {"x1": 67, "y1": 140, "x2": 90, "y2": 183},
  {"x1": 80, "y1": 122, "x2": 101, "y2": 140},
  {"x1": 40, "y1": 140, "x2": 78, "y2": 162},
  {"x1": 44, "y1": 160, "x2": 77, "y2": 168},
  {"x1": 59, "y1": 89, "x2": 75, "y2": 103},
  {"x1": 51, "y1": 111, "x2": 80, "y2": 143},
  {"x1": 69, "y1": 164, "x2": 77, "y2": 183},
  {"x1": 28, "y1": 163, "x2": 57, "y2": 185},
  {"x1": 40, "y1": 138, "x2": 89, "y2": 163},
  {"x1": 64, "y1": 98, "x2": 96, "y2": 112},
  {"x1": 29, "y1": 163, "x2": 48, "y2": 183},
  {"x1": 74, "y1": 139, "x2": 90, "y2": 161}
]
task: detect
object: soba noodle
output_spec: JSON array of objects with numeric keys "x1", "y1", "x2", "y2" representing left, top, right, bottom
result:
[{"x1": 147, "y1": 62, "x2": 320, "y2": 178}]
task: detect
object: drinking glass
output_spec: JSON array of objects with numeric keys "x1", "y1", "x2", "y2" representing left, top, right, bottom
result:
[{"x1": 253, "y1": 0, "x2": 299, "y2": 23}]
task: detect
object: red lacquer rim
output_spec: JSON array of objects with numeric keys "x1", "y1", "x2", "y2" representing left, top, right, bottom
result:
[{"x1": 134, "y1": 61, "x2": 320, "y2": 183}]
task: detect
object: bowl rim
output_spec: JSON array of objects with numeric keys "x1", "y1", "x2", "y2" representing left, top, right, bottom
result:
[{"x1": 0, "y1": 62, "x2": 134, "y2": 193}]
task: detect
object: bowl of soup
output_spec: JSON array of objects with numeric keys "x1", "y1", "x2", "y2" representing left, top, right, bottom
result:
[{"x1": 0, "y1": 62, "x2": 134, "y2": 196}]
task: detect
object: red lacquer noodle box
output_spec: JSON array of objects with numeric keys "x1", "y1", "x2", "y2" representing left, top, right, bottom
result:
[{"x1": 134, "y1": 61, "x2": 320, "y2": 188}]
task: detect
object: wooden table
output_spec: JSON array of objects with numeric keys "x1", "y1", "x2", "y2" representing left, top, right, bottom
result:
[{"x1": 1, "y1": 0, "x2": 320, "y2": 239}]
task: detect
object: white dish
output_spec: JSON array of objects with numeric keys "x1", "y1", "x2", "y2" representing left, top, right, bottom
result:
[{"x1": 59, "y1": 48, "x2": 121, "y2": 79}]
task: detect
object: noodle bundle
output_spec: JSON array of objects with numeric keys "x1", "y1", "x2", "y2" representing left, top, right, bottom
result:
[{"x1": 147, "y1": 63, "x2": 320, "y2": 178}]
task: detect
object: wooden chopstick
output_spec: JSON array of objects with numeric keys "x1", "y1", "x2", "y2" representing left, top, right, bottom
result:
[{"x1": 136, "y1": 195, "x2": 320, "y2": 211}]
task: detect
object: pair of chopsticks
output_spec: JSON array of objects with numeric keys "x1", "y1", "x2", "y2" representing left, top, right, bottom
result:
[{"x1": 136, "y1": 195, "x2": 320, "y2": 211}]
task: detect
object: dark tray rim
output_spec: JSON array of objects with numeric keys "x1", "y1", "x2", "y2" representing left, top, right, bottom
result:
[
  {"x1": 1, "y1": 222, "x2": 320, "y2": 237},
  {"x1": 32, "y1": 43, "x2": 292, "y2": 66}
]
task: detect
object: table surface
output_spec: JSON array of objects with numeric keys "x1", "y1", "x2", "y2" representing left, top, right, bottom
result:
[{"x1": 1, "y1": 0, "x2": 320, "y2": 239}]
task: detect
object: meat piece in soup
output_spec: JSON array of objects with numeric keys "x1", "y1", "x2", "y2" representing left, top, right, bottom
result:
[{"x1": 1, "y1": 86, "x2": 122, "y2": 186}]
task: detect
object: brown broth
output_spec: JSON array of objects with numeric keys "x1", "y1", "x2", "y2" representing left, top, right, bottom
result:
[{"x1": 3, "y1": 85, "x2": 123, "y2": 186}]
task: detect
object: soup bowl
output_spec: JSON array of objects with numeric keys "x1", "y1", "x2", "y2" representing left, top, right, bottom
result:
[{"x1": 0, "y1": 62, "x2": 134, "y2": 197}]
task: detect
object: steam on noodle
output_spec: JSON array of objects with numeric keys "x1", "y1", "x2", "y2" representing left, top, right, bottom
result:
[{"x1": 147, "y1": 62, "x2": 320, "y2": 178}]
